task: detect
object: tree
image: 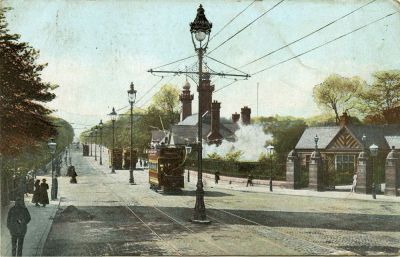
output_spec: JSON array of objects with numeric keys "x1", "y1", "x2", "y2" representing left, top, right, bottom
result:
[
  {"x1": 313, "y1": 74, "x2": 364, "y2": 124},
  {"x1": 361, "y1": 70, "x2": 400, "y2": 124},
  {"x1": 0, "y1": 7, "x2": 57, "y2": 156}
]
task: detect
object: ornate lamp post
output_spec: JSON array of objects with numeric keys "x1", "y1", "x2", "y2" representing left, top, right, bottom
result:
[
  {"x1": 90, "y1": 131, "x2": 93, "y2": 156},
  {"x1": 266, "y1": 144, "x2": 275, "y2": 192},
  {"x1": 99, "y1": 120, "x2": 103, "y2": 165},
  {"x1": 190, "y1": 4, "x2": 212, "y2": 223},
  {"x1": 48, "y1": 138, "x2": 57, "y2": 200},
  {"x1": 128, "y1": 82, "x2": 137, "y2": 184},
  {"x1": 109, "y1": 107, "x2": 117, "y2": 173},
  {"x1": 369, "y1": 143, "x2": 379, "y2": 199},
  {"x1": 94, "y1": 125, "x2": 98, "y2": 161}
]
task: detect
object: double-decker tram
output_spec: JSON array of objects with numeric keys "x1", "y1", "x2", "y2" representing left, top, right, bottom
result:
[{"x1": 148, "y1": 145, "x2": 186, "y2": 192}]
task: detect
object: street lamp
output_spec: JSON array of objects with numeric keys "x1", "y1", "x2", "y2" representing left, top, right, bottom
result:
[
  {"x1": 266, "y1": 144, "x2": 275, "y2": 192},
  {"x1": 128, "y1": 82, "x2": 137, "y2": 184},
  {"x1": 90, "y1": 131, "x2": 93, "y2": 156},
  {"x1": 94, "y1": 125, "x2": 98, "y2": 161},
  {"x1": 190, "y1": 4, "x2": 212, "y2": 223},
  {"x1": 109, "y1": 107, "x2": 117, "y2": 173},
  {"x1": 99, "y1": 120, "x2": 103, "y2": 165},
  {"x1": 369, "y1": 143, "x2": 379, "y2": 199},
  {"x1": 314, "y1": 134, "x2": 319, "y2": 150},
  {"x1": 48, "y1": 138, "x2": 57, "y2": 200}
]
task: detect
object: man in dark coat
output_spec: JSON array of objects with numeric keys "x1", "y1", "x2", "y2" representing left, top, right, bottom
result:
[
  {"x1": 7, "y1": 197, "x2": 31, "y2": 256},
  {"x1": 39, "y1": 179, "x2": 49, "y2": 207},
  {"x1": 70, "y1": 166, "x2": 77, "y2": 183},
  {"x1": 215, "y1": 171, "x2": 220, "y2": 184},
  {"x1": 32, "y1": 180, "x2": 40, "y2": 206}
]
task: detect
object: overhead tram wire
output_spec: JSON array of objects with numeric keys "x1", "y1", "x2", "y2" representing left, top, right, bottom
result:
[
  {"x1": 135, "y1": 76, "x2": 165, "y2": 105},
  {"x1": 207, "y1": 0, "x2": 285, "y2": 55},
  {"x1": 215, "y1": 12, "x2": 397, "y2": 92},
  {"x1": 149, "y1": 55, "x2": 196, "y2": 71},
  {"x1": 251, "y1": 12, "x2": 397, "y2": 76},
  {"x1": 206, "y1": 56, "x2": 248, "y2": 75},
  {"x1": 237, "y1": 0, "x2": 378, "y2": 70},
  {"x1": 209, "y1": 0, "x2": 256, "y2": 42}
]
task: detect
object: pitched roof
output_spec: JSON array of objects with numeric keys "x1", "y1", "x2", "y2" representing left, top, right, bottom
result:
[
  {"x1": 295, "y1": 126, "x2": 341, "y2": 149},
  {"x1": 151, "y1": 130, "x2": 168, "y2": 142},
  {"x1": 295, "y1": 124, "x2": 400, "y2": 150},
  {"x1": 385, "y1": 136, "x2": 400, "y2": 149}
]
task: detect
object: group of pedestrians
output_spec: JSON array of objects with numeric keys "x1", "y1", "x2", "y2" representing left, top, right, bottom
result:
[{"x1": 31, "y1": 178, "x2": 49, "y2": 207}]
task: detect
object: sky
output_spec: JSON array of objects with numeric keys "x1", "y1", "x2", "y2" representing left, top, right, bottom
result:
[{"x1": 3, "y1": 0, "x2": 400, "y2": 137}]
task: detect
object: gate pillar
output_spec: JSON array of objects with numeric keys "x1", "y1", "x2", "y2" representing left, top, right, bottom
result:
[
  {"x1": 356, "y1": 150, "x2": 371, "y2": 194},
  {"x1": 286, "y1": 150, "x2": 300, "y2": 189},
  {"x1": 385, "y1": 146, "x2": 399, "y2": 196},
  {"x1": 309, "y1": 150, "x2": 323, "y2": 191}
]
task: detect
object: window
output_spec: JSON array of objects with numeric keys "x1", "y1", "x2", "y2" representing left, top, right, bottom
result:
[{"x1": 335, "y1": 155, "x2": 355, "y2": 173}]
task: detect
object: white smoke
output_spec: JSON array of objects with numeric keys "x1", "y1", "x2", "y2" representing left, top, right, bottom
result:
[{"x1": 203, "y1": 123, "x2": 272, "y2": 161}]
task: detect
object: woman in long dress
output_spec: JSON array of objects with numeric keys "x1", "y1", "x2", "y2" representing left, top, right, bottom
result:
[
  {"x1": 39, "y1": 179, "x2": 49, "y2": 207},
  {"x1": 31, "y1": 179, "x2": 41, "y2": 206}
]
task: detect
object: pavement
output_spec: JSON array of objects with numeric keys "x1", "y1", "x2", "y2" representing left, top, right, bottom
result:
[
  {"x1": 1, "y1": 167, "x2": 64, "y2": 256},
  {"x1": 188, "y1": 170, "x2": 400, "y2": 203}
]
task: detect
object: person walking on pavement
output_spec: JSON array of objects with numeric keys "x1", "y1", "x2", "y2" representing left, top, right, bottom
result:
[
  {"x1": 351, "y1": 172, "x2": 358, "y2": 192},
  {"x1": 7, "y1": 197, "x2": 31, "y2": 256},
  {"x1": 214, "y1": 171, "x2": 220, "y2": 184},
  {"x1": 31, "y1": 179, "x2": 41, "y2": 206},
  {"x1": 246, "y1": 173, "x2": 254, "y2": 187},
  {"x1": 39, "y1": 178, "x2": 49, "y2": 207}
]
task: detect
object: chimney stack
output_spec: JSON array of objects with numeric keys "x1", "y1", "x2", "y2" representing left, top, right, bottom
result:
[
  {"x1": 207, "y1": 101, "x2": 222, "y2": 143},
  {"x1": 241, "y1": 106, "x2": 251, "y2": 125},
  {"x1": 339, "y1": 112, "x2": 350, "y2": 127},
  {"x1": 232, "y1": 112, "x2": 240, "y2": 123},
  {"x1": 179, "y1": 80, "x2": 194, "y2": 121},
  {"x1": 198, "y1": 72, "x2": 214, "y2": 116}
]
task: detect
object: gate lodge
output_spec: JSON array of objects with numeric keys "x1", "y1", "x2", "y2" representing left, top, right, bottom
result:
[{"x1": 286, "y1": 113, "x2": 400, "y2": 196}]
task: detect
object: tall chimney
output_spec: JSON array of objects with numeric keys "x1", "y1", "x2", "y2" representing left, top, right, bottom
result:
[
  {"x1": 339, "y1": 112, "x2": 350, "y2": 127},
  {"x1": 179, "y1": 80, "x2": 194, "y2": 121},
  {"x1": 232, "y1": 112, "x2": 240, "y2": 123},
  {"x1": 207, "y1": 101, "x2": 222, "y2": 142},
  {"x1": 198, "y1": 72, "x2": 214, "y2": 116},
  {"x1": 241, "y1": 106, "x2": 251, "y2": 125}
]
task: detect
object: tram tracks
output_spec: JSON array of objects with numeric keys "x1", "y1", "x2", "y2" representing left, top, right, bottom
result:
[{"x1": 87, "y1": 160, "x2": 231, "y2": 255}]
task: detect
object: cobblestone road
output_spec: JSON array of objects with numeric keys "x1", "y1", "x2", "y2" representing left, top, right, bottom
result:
[{"x1": 42, "y1": 148, "x2": 400, "y2": 256}]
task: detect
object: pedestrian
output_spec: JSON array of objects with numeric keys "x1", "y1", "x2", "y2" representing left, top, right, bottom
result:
[
  {"x1": 32, "y1": 179, "x2": 41, "y2": 207},
  {"x1": 39, "y1": 179, "x2": 49, "y2": 207},
  {"x1": 351, "y1": 173, "x2": 358, "y2": 192},
  {"x1": 269, "y1": 177, "x2": 273, "y2": 192},
  {"x1": 372, "y1": 182, "x2": 377, "y2": 199},
  {"x1": 70, "y1": 166, "x2": 78, "y2": 184},
  {"x1": 139, "y1": 159, "x2": 143, "y2": 167},
  {"x1": 214, "y1": 171, "x2": 220, "y2": 184},
  {"x1": 246, "y1": 173, "x2": 254, "y2": 187},
  {"x1": 7, "y1": 197, "x2": 31, "y2": 256}
]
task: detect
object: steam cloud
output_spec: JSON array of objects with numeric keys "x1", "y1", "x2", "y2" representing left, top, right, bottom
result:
[{"x1": 203, "y1": 123, "x2": 272, "y2": 161}]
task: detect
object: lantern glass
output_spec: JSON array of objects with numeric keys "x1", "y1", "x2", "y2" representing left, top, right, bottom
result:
[
  {"x1": 266, "y1": 145, "x2": 275, "y2": 157},
  {"x1": 369, "y1": 144, "x2": 379, "y2": 157},
  {"x1": 195, "y1": 31, "x2": 207, "y2": 42},
  {"x1": 48, "y1": 139, "x2": 57, "y2": 154},
  {"x1": 128, "y1": 83, "x2": 137, "y2": 103},
  {"x1": 110, "y1": 107, "x2": 117, "y2": 121}
]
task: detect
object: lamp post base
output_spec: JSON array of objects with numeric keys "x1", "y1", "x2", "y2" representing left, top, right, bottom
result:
[
  {"x1": 129, "y1": 170, "x2": 135, "y2": 184},
  {"x1": 192, "y1": 182, "x2": 209, "y2": 224},
  {"x1": 111, "y1": 168, "x2": 115, "y2": 174}
]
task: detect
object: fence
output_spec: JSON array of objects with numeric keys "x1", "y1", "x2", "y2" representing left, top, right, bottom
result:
[{"x1": 185, "y1": 158, "x2": 286, "y2": 181}]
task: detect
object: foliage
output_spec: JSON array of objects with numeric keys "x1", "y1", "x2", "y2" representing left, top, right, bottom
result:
[
  {"x1": 224, "y1": 150, "x2": 243, "y2": 162},
  {"x1": 361, "y1": 70, "x2": 400, "y2": 124},
  {"x1": 0, "y1": 7, "x2": 57, "y2": 156},
  {"x1": 313, "y1": 74, "x2": 364, "y2": 124},
  {"x1": 207, "y1": 152, "x2": 222, "y2": 160}
]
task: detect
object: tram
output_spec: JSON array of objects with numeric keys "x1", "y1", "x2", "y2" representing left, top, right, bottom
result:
[{"x1": 148, "y1": 145, "x2": 186, "y2": 192}]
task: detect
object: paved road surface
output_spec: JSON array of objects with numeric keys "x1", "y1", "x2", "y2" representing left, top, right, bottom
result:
[{"x1": 42, "y1": 148, "x2": 400, "y2": 256}]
